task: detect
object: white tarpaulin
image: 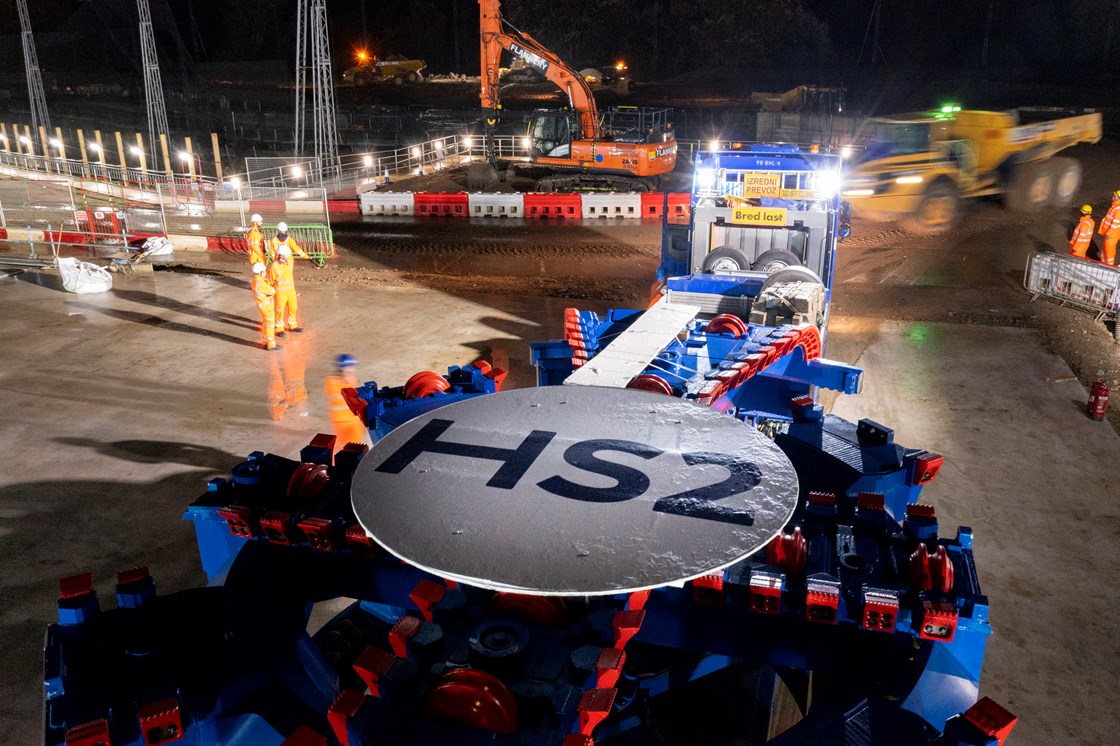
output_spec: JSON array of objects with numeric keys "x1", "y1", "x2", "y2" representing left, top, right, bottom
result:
[{"x1": 58, "y1": 257, "x2": 113, "y2": 294}]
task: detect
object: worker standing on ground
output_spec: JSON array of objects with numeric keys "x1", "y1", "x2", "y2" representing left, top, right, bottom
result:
[
  {"x1": 268, "y1": 244, "x2": 304, "y2": 337},
  {"x1": 246, "y1": 214, "x2": 268, "y2": 266},
  {"x1": 1069, "y1": 205, "x2": 1095, "y2": 259},
  {"x1": 1098, "y1": 190, "x2": 1120, "y2": 266},
  {"x1": 250, "y1": 262, "x2": 281, "y2": 351},
  {"x1": 324, "y1": 354, "x2": 369, "y2": 454},
  {"x1": 269, "y1": 221, "x2": 310, "y2": 262}
]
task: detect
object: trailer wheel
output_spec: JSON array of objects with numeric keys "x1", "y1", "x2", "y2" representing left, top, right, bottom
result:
[
  {"x1": 752, "y1": 249, "x2": 802, "y2": 272},
  {"x1": 1048, "y1": 157, "x2": 1082, "y2": 208},
  {"x1": 702, "y1": 246, "x2": 752, "y2": 273},
  {"x1": 902, "y1": 179, "x2": 960, "y2": 235},
  {"x1": 1005, "y1": 162, "x2": 1054, "y2": 212}
]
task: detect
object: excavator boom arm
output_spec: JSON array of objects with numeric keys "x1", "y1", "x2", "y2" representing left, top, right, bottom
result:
[{"x1": 479, "y1": 0, "x2": 600, "y2": 140}]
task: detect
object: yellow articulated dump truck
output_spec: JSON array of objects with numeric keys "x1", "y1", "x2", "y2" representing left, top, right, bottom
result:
[{"x1": 843, "y1": 106, "x2": 1102, "y2": 234}]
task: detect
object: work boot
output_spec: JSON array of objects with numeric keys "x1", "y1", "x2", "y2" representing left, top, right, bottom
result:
[
  {"x1": 266, "y1": 344, "x2": 283, "y2": 351},
  {"x1": 290, "y1": 327, "x2": 304, "y2": 333},
  {"x1": 275, "y1": 331, "x2": 287, "y2": 338}
]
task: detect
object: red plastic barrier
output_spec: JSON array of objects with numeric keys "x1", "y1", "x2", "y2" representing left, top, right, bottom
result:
[
  {"x1": 524, "y1": 192, "x2": 581, "y2": 219},
  {"x1": 0, "y1": 228, "x2": 7, "y2": 240},
  {"x1": 249, "y1": 200, "x2": 285, "y2": 215},
  {"x1": 326, "y1": 199, "x2": 361, "y2": 215},
  {"x1": 639, "y1": 192, "x2": 690, "y2": 220},
  {"x1": 414, "y1": 192, "x2": 469, "y2": 217}
]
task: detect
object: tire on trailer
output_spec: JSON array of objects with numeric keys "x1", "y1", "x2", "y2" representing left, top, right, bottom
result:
[
  {"x1": 901, "y1": 178, "x2": 961, "y2": 235},
  {"x1": 1047, "y1": 157, "x2": 1082, "y2": 208},
  {"x1": 701, "y1": 246, "x2": 753, "y2": 273},
  {"x1": 760, "y1": 265, "x2": 823, "y2": 292},
  {"x1": 751, "y1": 249, "x2": 802, "y2": 273},
  {"x1": 1004, "y1": 161, "x2": 1054, "y2": 212}
]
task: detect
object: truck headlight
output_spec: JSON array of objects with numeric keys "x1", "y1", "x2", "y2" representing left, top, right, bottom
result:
[{"x1": 895, "y1": 175, "x2": 924, "y2": 184}]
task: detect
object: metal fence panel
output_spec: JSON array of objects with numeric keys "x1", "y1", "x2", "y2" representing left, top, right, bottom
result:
[{"x1": 1024, "y1": 251, "x2": 1120, "y2": 318}]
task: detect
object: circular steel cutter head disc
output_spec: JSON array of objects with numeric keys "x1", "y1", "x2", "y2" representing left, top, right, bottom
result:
[{"x1": 351, "y1": 386, "x2": 799, "y2": 596}]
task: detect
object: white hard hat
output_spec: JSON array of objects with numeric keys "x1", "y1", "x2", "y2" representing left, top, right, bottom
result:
[
  {"x1": 277, "y1": 245, "x2": 292, "y2": 256},
  {"x1": 251, "y1": 262, "x2": 266, "y2": 274},
  {"x1": 277, "y1": 221, "x2": 288, "y2": 232},
  {"x1": 250, "y1": 213, "x2": 262, "y2": 224}
]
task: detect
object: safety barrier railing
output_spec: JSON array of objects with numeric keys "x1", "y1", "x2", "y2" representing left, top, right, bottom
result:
[{"x1": 1024, "y1": 251, "x2": 1120, "y2": 336}]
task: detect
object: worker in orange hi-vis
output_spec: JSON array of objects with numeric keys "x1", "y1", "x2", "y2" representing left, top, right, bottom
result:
[
  {"x1": 1098, "y1": 190, "x2": 1120, "y2": 266},
  {"x1": 246, "y1": 214, "x2": 268, "y2": 266},
  {"x1": 324, "y1": 354, "x2": 369, "y2": 454},
  {"x1": 267, "y1": 244, "x2": 304, "y2": 337},
  {"x1": 1069, "y1": 204, "x2": 1095, "y2": 259},
  {"x1": 269, "y1": 221, "x2": 310, "y2": 262},
  {"x1": 250, "y1": 262, "x2": 282, "y2": 351}
]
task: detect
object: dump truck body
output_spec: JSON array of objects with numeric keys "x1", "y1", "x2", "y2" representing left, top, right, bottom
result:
[{"x1": 844, "y1": 107, "x2": 1101, "y2": 233}]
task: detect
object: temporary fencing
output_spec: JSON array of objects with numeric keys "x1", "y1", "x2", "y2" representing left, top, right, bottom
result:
[
  {"x1": 358, "y1": 190, "x2": 692, "y2": 220},
  {"x1": 414, "y1": 192, "x2": 469, "y2": 217},
  {"x1": 523, "y1": 193, "x2": 582, "y2": 219},
  {"x1": 581, "y1": 193, "x2": 643, "y2": 220},
  {"x1": 1024, "y1": 251, "x2": 1120, "y2": 338},
  {"x1": 467, "y1": 193, "x2": 523, "y2": 218}
]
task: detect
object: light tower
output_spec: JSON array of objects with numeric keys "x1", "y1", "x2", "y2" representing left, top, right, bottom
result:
[
  {"x1": 137, "y1": 0, "x2": 170, "y2": 164},
  {"x1": 309, "y1": 0, "x2": 339, "y2": 180},
  {"x1": 16, "y1": 0, "x2": 51, "y2": 138}
]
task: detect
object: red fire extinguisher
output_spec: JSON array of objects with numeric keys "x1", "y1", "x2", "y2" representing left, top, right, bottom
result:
[{"x1": 1088, "y1": 370, "x2": 1110, "y2": 421}]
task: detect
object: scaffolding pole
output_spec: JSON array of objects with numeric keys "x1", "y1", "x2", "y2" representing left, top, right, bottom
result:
[{"x1": 294, "y1": 0, "x2": 309, "y2": 157}]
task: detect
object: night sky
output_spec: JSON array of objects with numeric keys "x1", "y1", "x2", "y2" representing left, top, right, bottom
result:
[{"x1": 1, "y1": 0, "x2": 1117, "y2": 80}]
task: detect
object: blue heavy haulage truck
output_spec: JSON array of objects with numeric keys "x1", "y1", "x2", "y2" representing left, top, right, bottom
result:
[{"x1": 657, "y1": 145, "x2": 851, "y2": 336}]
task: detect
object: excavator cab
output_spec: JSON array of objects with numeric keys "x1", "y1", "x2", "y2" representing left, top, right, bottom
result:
[{"x1": 528, "y1": 111, "x2": 576, "y2": 158}]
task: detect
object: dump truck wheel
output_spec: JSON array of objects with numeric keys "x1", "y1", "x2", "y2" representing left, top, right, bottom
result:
[
  {"x1": 1048, "y1": 158, "x2": 1082, "y2": 208},
  {"x1": 902, "y1": 179, "x2": 960, "y2": 235},
  {"x1": 1005, "y1": 162, "x2": 1054, "y2": 212},
  {"x1": 407, "y1": 72, "x2": 420, "y2": 83},
  {"x1": 702, "y1": 246, "x2": 752, "y2": 273},
  {"x1": 752, "y1": 249, "x2": 802, "y2": 272},
  {"x1": 391, "y1": 75, "x2": 404, "y2": 86},
  {"x1": 352, "y1": 72, "x2": 369, "y2": 86}
]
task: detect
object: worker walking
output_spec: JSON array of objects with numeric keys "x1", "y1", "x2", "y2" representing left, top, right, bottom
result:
[
  {"x1": 250, "y1": 262, "x2": 281, "y2": 351},
  {"x1": 1069, "y1": 204, "x2": 1095, "y2": 259},
  {"x1": 246, "y1": 214, "x2": 268, "y2": 266},
  {"x1": 269, "y1": 221, "x2": 310, "y2": 262},
  {"x1": 268, "y1": 245, "x2": 304, "y2": 337},
  {"x1": 1098, "y1": 190, "x2": 1120, "y2": 266},
  {"x1": 324, "y1": 354, "x2": 369, "y2": 454}
]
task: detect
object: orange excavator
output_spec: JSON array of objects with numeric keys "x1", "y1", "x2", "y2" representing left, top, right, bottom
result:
[{"x1": 470, "y1": 0, "x2": 677, "y2": 192}]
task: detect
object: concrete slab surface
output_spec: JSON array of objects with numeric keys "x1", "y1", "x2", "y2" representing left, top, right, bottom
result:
[{"x1": 831, "y1": 321, "x2": 1120, "y2": 746}]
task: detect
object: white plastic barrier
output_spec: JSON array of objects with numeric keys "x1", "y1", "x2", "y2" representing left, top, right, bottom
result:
[
  {"x1": 214, "y1": 199, "x2": 248, "y2": 213},
  {"x1": 467, "y1": 193, "x2": 524, "y2": 218},
  {"x1": 581, "y1": 192, "x2": 643, "y2": 220},
  {"x1": 285, "y1": 200, "x2": 328, "y2": 215},
  {"x1": 360, "y1": 192, "x2": 415, "y2": 216}
]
